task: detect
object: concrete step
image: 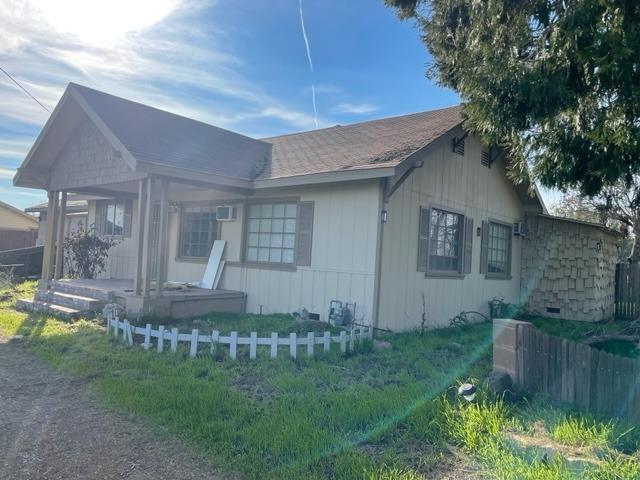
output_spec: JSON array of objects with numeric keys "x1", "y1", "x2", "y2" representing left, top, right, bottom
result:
[
  {"x1": 35, "y1": 290, "x2": 105, "y2": 312},
  {"x1": 16, "y1": 298, "x2": 81, "y2": 320},
  {"x1": 49, "y1": 281, "x2": 114, "y2": 302}
]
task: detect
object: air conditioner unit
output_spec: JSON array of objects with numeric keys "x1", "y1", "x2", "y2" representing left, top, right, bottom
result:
[
  {"x1": 216, "y1": 205, "x2": 236, "y2": 221},
  {"x1": 513, "y1": 222, "x2": 527, "y2": 236}
]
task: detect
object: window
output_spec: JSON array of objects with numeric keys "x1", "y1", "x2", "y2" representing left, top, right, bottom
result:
[
  {"x1": 428, "y1": 208, "x2": 463, "y2": 273},
  {"x1": 179, "y1": 207, "x2": 218, "y2": 258},
  {"x1": 96, "y1": 199, "x2": 131, "y2": 237},
  {"x1": 485, "y1": 221, "x2": 511, "y2": 276},
  {"x1": 245, "y1": 202, "x2": 297, "y2": 264}
]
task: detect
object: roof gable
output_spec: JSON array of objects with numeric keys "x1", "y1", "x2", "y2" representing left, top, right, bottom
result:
[{"x1": 70, "y1": 84, "x2": 270, "y2": 180}]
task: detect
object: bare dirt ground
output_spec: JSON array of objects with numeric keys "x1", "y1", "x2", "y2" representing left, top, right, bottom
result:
[{"x1": 0, "y1": 340, "x2": 232, "y2": 480}]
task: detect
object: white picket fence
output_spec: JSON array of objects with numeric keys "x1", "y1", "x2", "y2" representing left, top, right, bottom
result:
[{"x1": 105, "y1": 315, "x2": 373, "y2": 360}]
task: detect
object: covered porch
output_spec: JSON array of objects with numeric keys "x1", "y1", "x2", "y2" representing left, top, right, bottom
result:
[{"x1": 35, "y1": 175, "x2": 248, "y2": 318}]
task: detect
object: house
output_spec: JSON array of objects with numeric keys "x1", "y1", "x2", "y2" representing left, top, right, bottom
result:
[
  {"x1": 0, "y1": 199, "x2": 38, "y2": 251},
  {"x1": 25, "y1": 196, "x2": 89, "y2": 246},
  {"x1": 13, "y1": 83, "x2": 618, "y2": 326}
]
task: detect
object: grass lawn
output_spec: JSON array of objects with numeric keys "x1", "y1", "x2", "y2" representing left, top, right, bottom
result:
[
  {"x1": 1, "y1": 282, "x2": 639, "y2": 479},
  {"x1": 525, "y1": 316, "x2": 640, "y2": 358}
]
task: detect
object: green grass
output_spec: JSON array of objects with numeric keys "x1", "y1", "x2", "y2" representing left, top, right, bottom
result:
[
  {"x1": 1, "y1": 282, "x2": 639, "y2": 479},
  {"x1": 523, "y1": 316, "x2": 640, "y2": 359},
  {"x1": 147, "y1": 311, "x2": 346, "y2": 336}
]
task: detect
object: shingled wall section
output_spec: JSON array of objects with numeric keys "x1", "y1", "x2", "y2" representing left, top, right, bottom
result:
[{"x1": 520, "y1": 214, "x2": 618, "y2": 322}]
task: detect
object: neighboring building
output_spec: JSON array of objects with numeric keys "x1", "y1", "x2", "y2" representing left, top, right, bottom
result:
[
  {"x1": 25, "y1": 197, "x2": 89, "y2": 246},
  {"x1": 12, "y1": 83, "x2": 619, "y2": 326},
  {"x1": 0, "y1": 199, "x2": 38, "y2": 251}
]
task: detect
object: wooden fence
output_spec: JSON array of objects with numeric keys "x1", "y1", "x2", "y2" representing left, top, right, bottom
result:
[
  {"x1": 0, "y1": 245, "x2": 43, "y2": 279},
  {"x1": 615, "y1": 263, "x2": 640, "y2": 319},
  {"x1": 106, "y1": 314, "x2": 373, "y2": 360},
  {"x1": 494, "y1": 319, "x2": 640, "y2": 424},
  {"x1": 0, "y1": 229, "x2": 37, "y2": 252}
]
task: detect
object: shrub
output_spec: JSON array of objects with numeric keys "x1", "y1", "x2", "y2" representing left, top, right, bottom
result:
[{"x1": 63, "y1": 225, "x2": 119, "y2": 279}]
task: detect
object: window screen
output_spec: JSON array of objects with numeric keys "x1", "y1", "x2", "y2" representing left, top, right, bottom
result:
[
  {"x1": 245, "y1": 203, "x2": 297, "y2": 264},
  {"x1": 487, "y1": 222, "x2": 511, "y2": 275},
  {"x1": 428, "y1": 208, "x2": 463, "y2": 273},
  {"x1": 179, "y1": 209, "x2": 218, "y2": 258}
]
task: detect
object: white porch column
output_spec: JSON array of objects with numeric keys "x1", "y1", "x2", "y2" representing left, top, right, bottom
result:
[
  {"x1": 54, "y1": 191, "x2": 67, "y2": 280},
  {"x1": 134, "y1": 179, "x2": 147, "y2": 296},
  {"x1": 40, "y1": 190, "x2": 59, "y2": 287},
  {"x1": 155, "y1": 178, "x2": 169, "y2": 297},
  {"x1": 141, "y1": 176, "x2": 154, "y2": 297}
]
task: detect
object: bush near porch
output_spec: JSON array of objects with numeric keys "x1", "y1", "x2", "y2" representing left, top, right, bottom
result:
[{"x1": 1, "y1": 283, "x2": 639, "y2": 480}]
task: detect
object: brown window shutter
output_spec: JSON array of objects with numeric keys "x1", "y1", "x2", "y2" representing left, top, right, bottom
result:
[
  {"x1": 417, "y1": 206, "x2": 430, "y2": 272},
  {"x1": 123, "y1": 200, "x2": 133, "y2": 238},
  {"x1": 296, "y1": 201, "x2": 314, "y2": 266},
  {"x1": 463, "y1": 217, "x2": 474, "y2": 274},
  {"x1": 479, "y1": 220, "x2": 489, "y2": 274},
  {"x1": 94, "y1": 201, "x2": 106, "y2": 235}
]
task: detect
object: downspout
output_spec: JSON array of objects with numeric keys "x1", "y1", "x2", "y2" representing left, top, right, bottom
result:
[{"x1": 371, "y1": 178, "x2": 386, "y2": 332}]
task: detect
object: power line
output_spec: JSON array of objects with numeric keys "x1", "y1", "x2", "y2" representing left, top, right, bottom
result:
[{"x1": 0, "y1": 67, "x2": 51, "y2": 113}]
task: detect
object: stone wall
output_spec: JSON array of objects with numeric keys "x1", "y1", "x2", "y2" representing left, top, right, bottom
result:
[{"x1": 521, "y1": 214, "x2": 618, "y2": 321}]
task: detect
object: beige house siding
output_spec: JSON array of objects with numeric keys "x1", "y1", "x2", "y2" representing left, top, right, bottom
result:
[
  {"x1": 0, "y1": 206, "x2": 38, "y2": 231},
  {"x1": 162, "y1": 181, "x2": 380, "y2": 323},
  {"x1": 48, "y1": 117, "x2": 143, "y2": 191},
  {"x1": 87, "y1": 200, "x2": 139, "y2": 280},
  {"x1": 377, "y1": 134, "x2": 526, "y2": 330},
  {"x1": 521, "y1": 214, "x2": 617, "y2": 321}
]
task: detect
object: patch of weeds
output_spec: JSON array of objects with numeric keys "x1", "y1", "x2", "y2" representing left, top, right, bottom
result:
[{"x1": 550, "y1": 416, "x2": 614, "y2": 449}]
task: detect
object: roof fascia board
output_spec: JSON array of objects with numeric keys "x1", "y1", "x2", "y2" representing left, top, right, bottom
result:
[
  {"x1": 137, "y1": 161, "x2": 252, "y2": 191},
  {"x1": 13, "y1": 89, "x2": 73, "y2": 188},
  {"x1": 252, "y1": 166, "x2": 396, "y2": 189},
  {"x1": 68, "y1": 85, "x2": 138, "y2": 171}
]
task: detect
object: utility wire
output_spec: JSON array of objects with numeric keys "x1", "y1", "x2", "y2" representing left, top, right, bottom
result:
[{"x1": 0, "y1": 67, "x2": 51, "y2": 113}]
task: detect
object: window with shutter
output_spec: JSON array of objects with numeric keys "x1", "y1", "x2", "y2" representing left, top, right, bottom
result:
[
  {"x1": 179, "y1": 205, "x2": 218, "y2": 258},
  {"x1": 417, "y1": 206, "x2": 430, "y2": 272},
  {"x1": 463, "y1": 217, "x2": 474, "y2": 274},
  {"x1": 296, "y1": 202, "x2": 314, "y2": 266},
  {"x1": 244, "y1": 201, "x2": 300, "y2": 265},
  {"x1": 480, "y1": 220, "x2": 511, "y2": 278},
  {"x1": 426, "y1": 207, "x2": 464, "y2": 275},
  {"x1": 95, "y1": 199, "x2": 132, "y2": 237}
]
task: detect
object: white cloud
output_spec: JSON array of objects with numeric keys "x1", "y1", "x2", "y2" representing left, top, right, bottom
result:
[
  {"x1": 0, "y1": 0, "x2": 322, "y2": 132},
  {"x1": 0, "y1": 167, "x2": 15, "y2": 179},
  {"x1": 331, "y1": 102, "x2": 379, "y2": 115}
]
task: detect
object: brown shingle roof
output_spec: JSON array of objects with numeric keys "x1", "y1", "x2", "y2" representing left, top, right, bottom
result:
[
  {"x1": 259, "y1": 106, "x2": 462, "y2": 179},
  {"x1": 72, "y1": 84, "x2": 271, "y2": 180},
  {"x1": 61, "y1": 85, "x2": 463, "y2": 181}
]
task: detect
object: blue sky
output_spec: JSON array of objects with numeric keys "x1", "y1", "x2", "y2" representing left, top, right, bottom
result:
[{"x1": 0, "y1": 0, "x2": 557, "y2": 209}]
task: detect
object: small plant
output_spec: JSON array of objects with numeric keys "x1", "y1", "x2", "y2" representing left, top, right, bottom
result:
[
  {"x1": 488, "y1": 296, "x2": 506, "y2": 319},
  {"x1": 550, "y1": 416, "x2": 614, "y2": 449},
  {"x1": 63, "y1": 225, "x2": 119, "y2": 279}
]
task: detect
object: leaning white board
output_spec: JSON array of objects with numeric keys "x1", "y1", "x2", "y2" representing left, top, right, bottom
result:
[
  {"x1": 198, "y1": 240, "x2": 226, "y2": 289},
  {"x1": 213, "y1": 260, "x2": 225, "y2": 290}
]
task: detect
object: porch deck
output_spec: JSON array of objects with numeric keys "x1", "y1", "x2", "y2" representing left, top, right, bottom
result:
[{"x1": 21, "y1": 279, "x2": 247, "y2": 319}]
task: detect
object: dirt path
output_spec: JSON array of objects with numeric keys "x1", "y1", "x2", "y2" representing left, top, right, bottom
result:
[{"x1": 0, "y1": 340, "x2": 232, "y2": 480}]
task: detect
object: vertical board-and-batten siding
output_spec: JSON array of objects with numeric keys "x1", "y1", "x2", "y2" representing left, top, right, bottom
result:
[
  {"x1": 164, "y1": 181, "x2": 380, "y2": 324},
  {"x1": 378, "y1": 134, "x2": 526, "y2": 330},
  {"x1": 88, "y1": 200, "x2": 139, "y2": 280}
]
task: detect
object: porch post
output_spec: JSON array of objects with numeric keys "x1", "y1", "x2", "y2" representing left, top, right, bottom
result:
[
  {"x1": 141, "y1": 176, "x2": 154, "y2": 297},
  {"x1": 54, "y1": 191, "x2": 67, "y2": 280},
  {"x1": 134, "y1": 179, "x2": 147, "y2": 295},
  {"x1": 40, "y1": 190, "x2": 59, "y2": 287},
  {"x1": 155, "y1": 178, "x2": 169, "y2": 297}
]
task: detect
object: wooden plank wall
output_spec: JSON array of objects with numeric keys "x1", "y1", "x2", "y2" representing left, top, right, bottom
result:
[
  {"x1": 514, "y1": 323, "x2": 640, "y2": 424},
  {"x1": 615, "y1": 263, "x2": 640, "y2": 319}
]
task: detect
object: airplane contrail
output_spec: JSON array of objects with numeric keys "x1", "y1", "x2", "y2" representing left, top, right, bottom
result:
[{"x1": 298, "y1": 0, "x2": 318, "y2": 128}]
